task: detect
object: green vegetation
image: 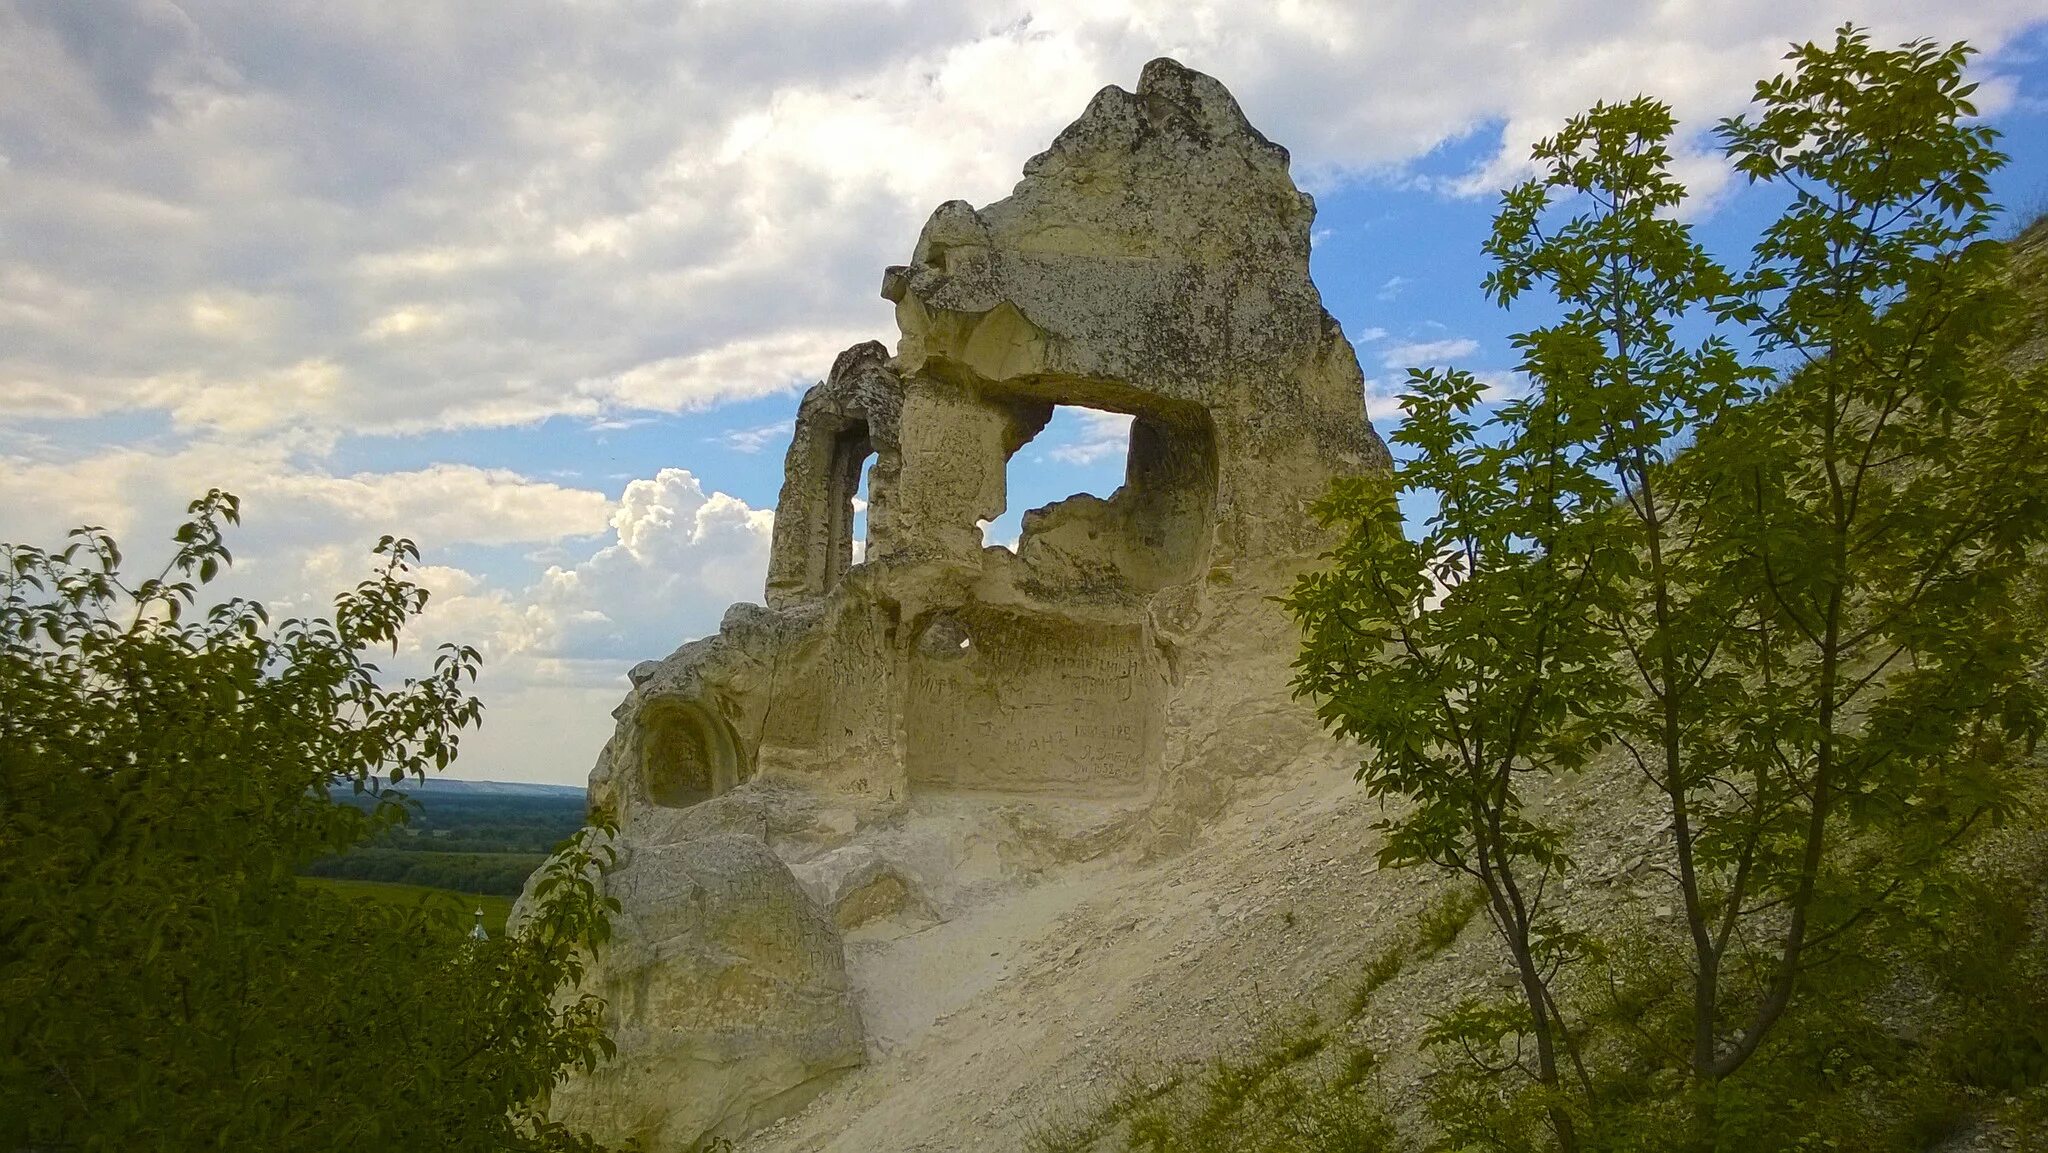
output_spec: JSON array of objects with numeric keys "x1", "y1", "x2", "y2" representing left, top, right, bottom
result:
[
  {"x1": 1347, "y1": 883, "x2": 1485, "y2": 1019},
  {"x1": 302, "y1": 779, "x2": 589, "y2": 897},
  {"x1": 302, "y1": 847, "x2": 551, "y2": 895},
  {"x1": 340, "y1": 784, "x2": 590, "y2": 855},
  {"x1": 1285, "y1": 25, "x2": 2048, "y2": 1151},
  {"x1": 1533, "y1": 827, "x2": 2048, "y2": 1150},
  {"x1": 0, "y1": 493, "x2": 626, "y2": 1152},
  {"x1": 1028, "y1": 1016, "x2": 1395, "y2": 1153},
  {"x1": 1036, "y1": 886, "x2": 1490, "y2": 1153},
  {"x1": 298, "y1": 877, "x2": 518, "y2": 937}
]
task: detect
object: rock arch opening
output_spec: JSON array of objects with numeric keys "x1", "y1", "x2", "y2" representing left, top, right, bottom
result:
[
  {"x1": 991, "y1": 397, "x2": 1217, "y2": 593},
  {"x1": 985, "y1": 406, "x2": 1129, "y2": 551},
  {"x1": 824, "y1": 420, "x2": 873, "y2": 591}
]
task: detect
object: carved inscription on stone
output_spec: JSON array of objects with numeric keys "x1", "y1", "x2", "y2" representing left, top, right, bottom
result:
[{"x1": 905, "y1": 610, "x2": 1161, "y2": 793}]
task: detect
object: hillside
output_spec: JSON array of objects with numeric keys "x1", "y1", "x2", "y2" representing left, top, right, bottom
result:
[{"x1": 727, "y1": 746, "x2": 1588, "y2": 1150}]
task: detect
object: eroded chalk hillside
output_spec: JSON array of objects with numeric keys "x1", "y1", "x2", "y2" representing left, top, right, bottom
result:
[{"x1": 728, "y1": 739, "x2": 1716, "y2": 1151}]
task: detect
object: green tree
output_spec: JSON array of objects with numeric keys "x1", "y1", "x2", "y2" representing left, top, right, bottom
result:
[
  {"x1": 1287, "y1": 359, "x2": 1622, "y2": 1150},
  {"x1": 1683, "y1": 27, "x2": 2048, "y2": 1085},
  {"x1": 1290, "y1": 24, "x2": 2048, "y2": 1147},
  {"x1": 0, "y1": 492, "x2": 625, "y2": 1151},
  {"x1": 1484, "y1": 92, "x2": 1759, "y2": 1093}
]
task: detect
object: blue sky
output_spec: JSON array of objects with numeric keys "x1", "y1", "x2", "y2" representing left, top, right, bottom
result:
[{"x1": 4, "y1": 2, "x2": 2046, "y2": 783}]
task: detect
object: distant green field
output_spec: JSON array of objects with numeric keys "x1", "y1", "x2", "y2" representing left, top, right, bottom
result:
[{"x1": 299, "y1": 876, "x2": 516, "y2": 937}]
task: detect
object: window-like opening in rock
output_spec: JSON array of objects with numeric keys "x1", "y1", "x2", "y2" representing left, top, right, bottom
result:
[
  {"x1": 825, "y1": 421, "x2": 873, "y2": 589},
  {"x1": 985, "y1": 398, "x2": 1217, "y2": 591},
  {"x1": 851, "y1": 457, "x2": 874, "y2": 564},
  {"x1": 985, "y1": 406, "x2": 1131, "y2": 551},
  {"x1": 641, "y1": 700, "x2": 741, "y2": 808}
]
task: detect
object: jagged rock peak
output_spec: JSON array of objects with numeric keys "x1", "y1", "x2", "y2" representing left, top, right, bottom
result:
[{"x1": 1026, "y1": 57, "x2": 1294, "y2": 178}]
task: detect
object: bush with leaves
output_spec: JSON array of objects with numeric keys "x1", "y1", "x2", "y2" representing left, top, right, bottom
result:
[{"x1": 0, "y1": 492, "x2": 625, "y2": 1151}]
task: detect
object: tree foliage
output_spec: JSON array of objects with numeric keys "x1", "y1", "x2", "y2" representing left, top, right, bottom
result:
[
  {"x1": 1289, "y1": 25, "x2": 2048, "y2": 1149},
  {"x1": 0, "y1": 492, "x2": 624, "y2": 1151}
]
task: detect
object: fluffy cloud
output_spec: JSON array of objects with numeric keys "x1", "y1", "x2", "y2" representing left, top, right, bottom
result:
[
  {"x1": 0, "y1": 439, "x2": 611, "y2": 560},
  {"x1": 399, "y1": 468, "x2": 777, "y2": 781},
  {"x1": 0, "y1": 447, "x2": 774, "y2": 784},
  {"x1": 1044, "y1": 410, "x2": 1135, "y2": 466},
  {"x1": 529, "y1": 468, "x2": 774, "y2": 661},
  {"x1": 389, "y1": 469, "x2": 772, "y2": 688},
  {"x1": 4, "y1": 2, "x2": 2041, "y2": 440}
]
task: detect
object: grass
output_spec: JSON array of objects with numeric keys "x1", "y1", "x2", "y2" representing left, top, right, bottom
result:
[
  {"x1": 300, "y1": 876, "x2": 516, "y2": 936},
  {"x1": 1027, "y1": 1014, "x2": 1397, "y2": 1153},
  {"x1": 1414, "y1": 884, "x2": 1486, "y2": 954},
  {"x1": 1347, "y1": 882, "x2": 1486, "y2": 1020},
  {"x1": 1029, "y1": 882, "x2": 1490, "y2": 1152}
]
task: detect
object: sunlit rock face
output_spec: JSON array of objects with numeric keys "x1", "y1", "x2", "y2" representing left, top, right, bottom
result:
[
  {"x1": 550, "y1": 57, "x2": 1390, "y2": 1150},
  {"x1": 545, "y1": 834, "x2": 864, "y2": 1151}
]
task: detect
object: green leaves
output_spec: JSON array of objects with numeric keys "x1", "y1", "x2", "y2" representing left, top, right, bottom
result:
[
  {"x1": 1722, "y1": 26, "x2": 2007, "y2": 367},
  {"x1": 0, "y1": 496, "x2": 624, "y2": 1152},
  {"x1": 1292, "y1": 22, "x2": 2048, "y2": 1145}
]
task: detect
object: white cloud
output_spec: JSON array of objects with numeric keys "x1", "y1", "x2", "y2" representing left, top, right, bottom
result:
[
  {"x1": 1380, "y1": 337, "x2": 1480, "y2": 371},
  {"x1": 363, "y1": 305, "x2": 448, "y2": 340},
  {"x1": 0, "y1": 449, "x2": 773, "y2": 784},
  {"x1": 1363, "y1": 367, "x2": 1529, "y2": 423},
  {"x1": 976, "y1": 518, "x2": 1020, "y2": 553},
  {"x1": 719, "y1": 421, "x2": 791, "y2": 454},
  {"x1": 5, "y1": 1, "x2": 2044, "y2": 782},
  {"x1": 524, "y1": 468, "x2": 774, "y2": 661},
  {"x1": 2, "y1": 2, "x2": 2038, "y2": 441},
  {"x1": 1044, "y1": 409, "x2": 1134, "y2": 466},
  {"x1": 1473, "y1": 370, "x2": 1528, "y2": 405},
  {"x1": 0, "y1": 440, "x2": 610, "y2": 559},
  {"x1": 1364, "y1": 379, "x2": 1411, "y2": 423},
  {"x1": 404, "y1": 468, "x2": 774, "y2": 778},
  {"x1": 584, "y1": 328, "x2": 869, "y2": 416}
]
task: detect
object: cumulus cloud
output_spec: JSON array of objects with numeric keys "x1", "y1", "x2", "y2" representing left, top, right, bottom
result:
[
  {"x1": 0, "y1": 447, "x2": 774, "y2": 783},
  {"x1": 320, "y1": 466, "x2": 774, "y2": 673},
  {"x1": 406, "y1": 468, "x2": 776, "y2": 780}
]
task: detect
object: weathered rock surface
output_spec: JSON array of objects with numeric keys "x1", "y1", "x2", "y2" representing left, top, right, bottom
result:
[
  {"x1": 551, "y1": 57, "x2": 1391, "y2": 1148},
  {"x1": 546, "y1": 833, "x2": 863, "y2": 1150}
]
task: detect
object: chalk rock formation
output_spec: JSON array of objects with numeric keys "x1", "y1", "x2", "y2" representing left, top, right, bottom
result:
[
  {"x1": 546, "y1": 834, "x2": 864, "y2": 1150},
  {"x1": 556, "y1": 58, "x2": 1390, "y2": 1148}
]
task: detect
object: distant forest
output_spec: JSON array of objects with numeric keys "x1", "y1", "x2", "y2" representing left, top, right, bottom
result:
[{"x1": 298, "y1": 783, "x2": 589, "y2": 895}]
